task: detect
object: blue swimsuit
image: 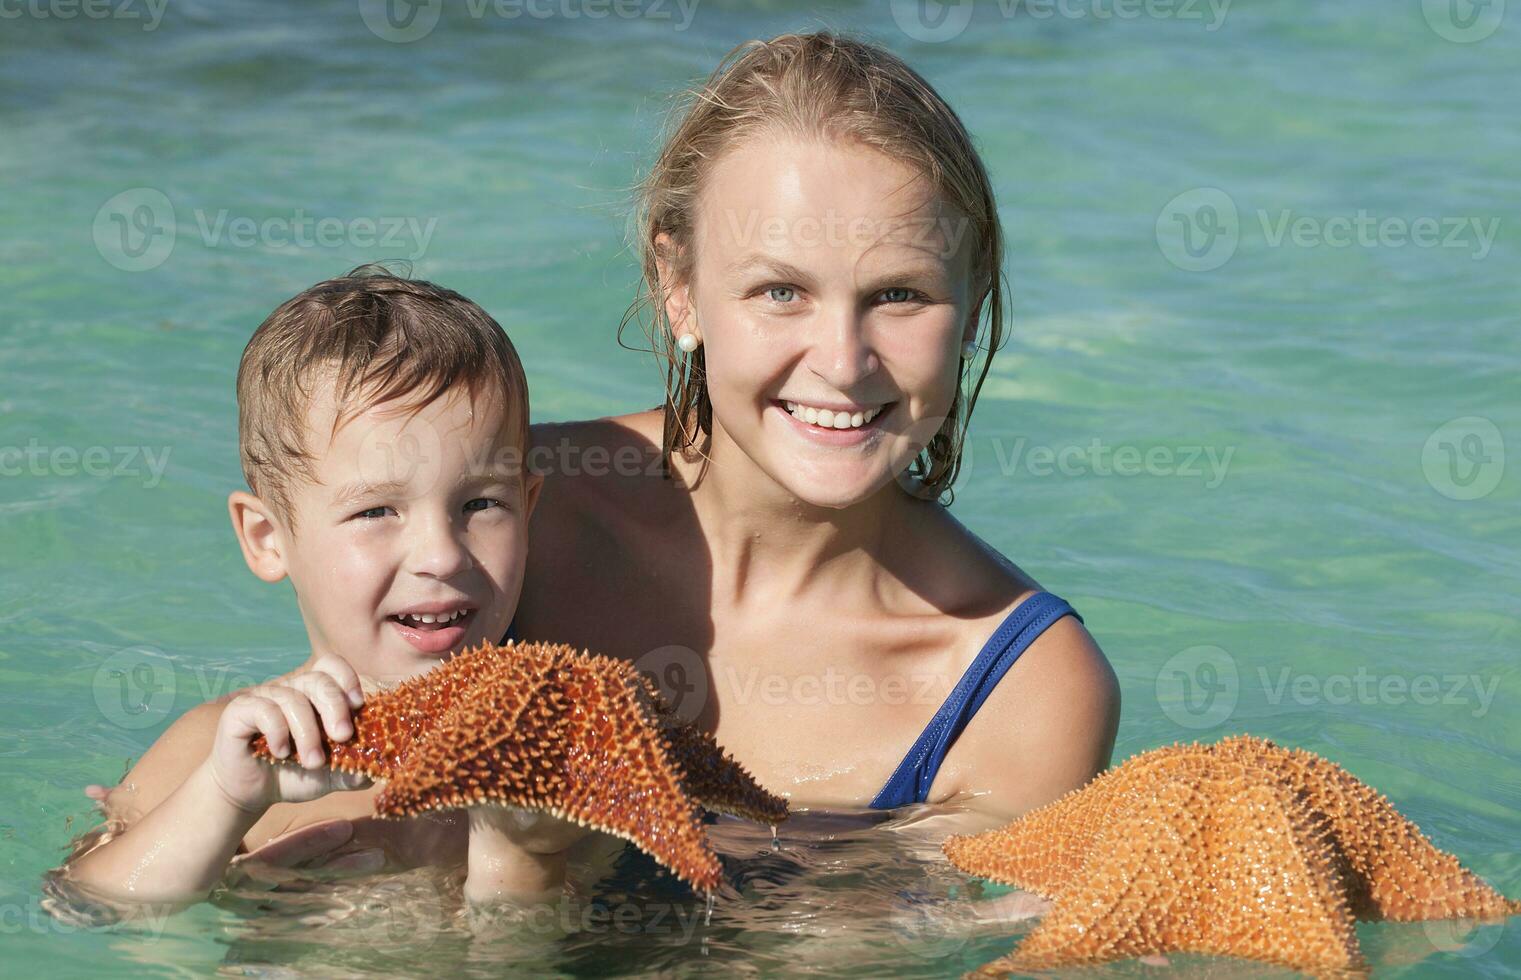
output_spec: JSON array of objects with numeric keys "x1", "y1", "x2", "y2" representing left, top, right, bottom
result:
[
  {"x1": 502, "y1": 589, "x2": 1080, "y2": 811},
  {"x1": 870, "y1": 590, "x2": 1080, "y2": 809}
]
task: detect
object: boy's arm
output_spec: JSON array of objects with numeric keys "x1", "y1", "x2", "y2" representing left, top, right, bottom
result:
[
  {"x1": 65, "y1": 664, "x2": 366, "y2": 909},
  {"x1": 65, "y1": 701, "x2": 264, "y2": 907},
  {"x1": 464, "y1": 808, "x2": 590, "y2": 905}
]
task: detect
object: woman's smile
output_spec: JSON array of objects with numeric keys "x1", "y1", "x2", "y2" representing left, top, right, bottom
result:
[{"x1": 771, "y1": 398, "x2": 893, "y2": 446}]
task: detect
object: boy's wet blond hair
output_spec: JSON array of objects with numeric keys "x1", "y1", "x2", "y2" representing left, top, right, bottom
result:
[
  {"x1": 629, "y1": 31, "x2": 1005, "y2": 501},
  {"x1": 237, "y1": 266, "x2": 529, "y2": 521}
]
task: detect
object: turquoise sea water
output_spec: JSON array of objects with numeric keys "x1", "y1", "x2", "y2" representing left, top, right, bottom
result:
[{"x1": 2, "y1": 1, "x2": 1518, "y2": 976}]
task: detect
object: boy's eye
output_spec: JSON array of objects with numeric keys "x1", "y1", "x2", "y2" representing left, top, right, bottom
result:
[
  {"x1": 464, "y1": 497, "x2": 503, "y2": 513},
  {"x1": 765, "y1": 285, "x2": 797, "y2": 303},
  {"x1": 354, "y1": 506, "x2": 394, "y2": 520}
]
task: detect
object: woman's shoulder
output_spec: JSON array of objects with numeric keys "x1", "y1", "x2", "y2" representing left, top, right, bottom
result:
[
  {"x1": 907, "y1": 504, "x2": 1119, "y2": 815},
  {"x1": 900, "y1": 499, "x2": 1042, "y2": 615},
  {"x1": 528, "y1": 409, "x2": 666, "y2": 511}
]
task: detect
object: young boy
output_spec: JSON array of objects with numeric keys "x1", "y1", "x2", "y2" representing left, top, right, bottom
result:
[{"x1": 65, "y1": 268, "x2": 582, "y2": 908}]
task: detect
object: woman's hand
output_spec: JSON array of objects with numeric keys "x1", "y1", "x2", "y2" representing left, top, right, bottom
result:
[
  {"x1": 228, "y1": 819, "x2": 388, "y2": 889},
  {"x1": 208, "y1": 656, "x2": 371, "y2": 813}
]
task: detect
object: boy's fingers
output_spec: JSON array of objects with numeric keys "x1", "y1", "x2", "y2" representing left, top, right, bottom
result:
[
  {"x1": 287, "y1": 672, "x2": 354, "y2": 741},
  {"x1": 238, "y1": 695, "x2": 292, "y2": 758},
  {"x1": 254, "y1": 686, "x2": 324, "y2": 768},
  {"x1": 310, "y1": 655, "x2": 364, "y2": 709}
]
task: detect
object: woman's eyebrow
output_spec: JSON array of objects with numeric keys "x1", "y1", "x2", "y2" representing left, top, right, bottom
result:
[
  {"x1": 724, "y1": 254, "x2": 814, "y2": 284},
  {"x1": 856, "y1": 265, "x2": 950, "y2": 290}
]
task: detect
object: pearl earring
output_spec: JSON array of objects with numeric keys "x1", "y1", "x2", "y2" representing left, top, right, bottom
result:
[
  {"x1": 961, "y1": 341, "x2": 978, "y2": 360},
  {"x1": 677, "y1": 333, "x2": 700, "y2": 353}
]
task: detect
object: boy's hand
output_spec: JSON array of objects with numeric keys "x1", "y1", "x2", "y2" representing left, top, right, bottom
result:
[{"x1": 208, "y1": 656, "x2": 371, "y2": 812}]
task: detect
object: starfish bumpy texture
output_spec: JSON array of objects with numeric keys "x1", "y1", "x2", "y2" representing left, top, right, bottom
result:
[
  {"x1": 252, "y1": 641, "x2": 788, "y2": 891},
  {"x1": 943, "y1": 735, "x2": 1519, "y2": 976}
]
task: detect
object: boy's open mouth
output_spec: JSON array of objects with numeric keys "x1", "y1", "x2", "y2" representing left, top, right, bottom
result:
[
  {"x1": 387, "y1": 606, "x2": 475, "y2": 656},
  {"x1": 388, "y1": 608, "x2": 472, "y2": 631}
]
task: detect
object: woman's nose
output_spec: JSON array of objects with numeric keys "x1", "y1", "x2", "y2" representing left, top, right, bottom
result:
[
  {"x1": 406, "y1": 515, "x2": 474, "y2": 579},
  {"x1": 808, "y1": 308, "x2": 879, "y2": 391}
]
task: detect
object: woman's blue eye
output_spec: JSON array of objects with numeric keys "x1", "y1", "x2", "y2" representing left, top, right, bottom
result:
[
  {"x1": 880, "y1": 287, "x2": 915, "y2": 303},
  {"x1": 766, "y1": 285, "x2": 797, "y2": 303},
  {"x1": 464, "y1": 497, "x2": 501, "y2": 513}
]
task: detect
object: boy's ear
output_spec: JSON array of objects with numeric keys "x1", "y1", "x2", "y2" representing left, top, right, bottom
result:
[
  {"x1": 522, "y1": 471, "x2": 545, "y2": 522},
  {"x1": 228, "y1": 490, "x2": 289, "y2": 583},
  {"x1": 653, "y1": 232, "x2": 694, "y2": 337}
]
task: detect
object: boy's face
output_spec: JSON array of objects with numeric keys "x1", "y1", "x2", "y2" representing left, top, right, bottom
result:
[{"x1": 246, "y1": 379, "x2": 537, "y2": 685}]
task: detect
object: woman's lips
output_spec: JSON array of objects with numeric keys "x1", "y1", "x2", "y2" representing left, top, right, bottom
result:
[
  {"x1": 773, "y1": 400, "x2": 892, "y2": 445},
  {"x1": 387, "y1": 609, "x2": 474, "y2": 655}
]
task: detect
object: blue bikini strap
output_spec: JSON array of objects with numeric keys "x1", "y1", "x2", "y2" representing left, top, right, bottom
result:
[{"x1": 870, "y1": 591, "x2": 1081, "y2": 809}]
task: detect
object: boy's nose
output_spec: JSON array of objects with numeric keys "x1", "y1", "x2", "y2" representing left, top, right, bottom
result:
[{"x1": 406, "y1": 516, "x2": 475, "y2": 579}]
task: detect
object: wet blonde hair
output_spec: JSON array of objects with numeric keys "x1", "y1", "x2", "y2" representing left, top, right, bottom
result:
[
  {"x1": 237, "y1": 265, "x2": 529, "y2": 521},
  {"x1": 627, "y1": 31, "x2": 1005, "y2": 501}
]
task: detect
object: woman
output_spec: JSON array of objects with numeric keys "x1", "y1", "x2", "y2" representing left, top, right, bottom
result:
[{"x1": 512, "y1": 32, "x2": 1119, "y2": 818}]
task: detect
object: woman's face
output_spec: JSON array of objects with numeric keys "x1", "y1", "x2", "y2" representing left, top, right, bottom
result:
[{"x1": 678, "y1": 134, "x2": 976, "y2": 509}]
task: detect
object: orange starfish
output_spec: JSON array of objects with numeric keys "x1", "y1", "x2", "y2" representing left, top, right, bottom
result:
[
  {"x1": 943, "y1": 735, "x2": 1519, "y2": 976},
  {"x1": 252, "y1": 641, "x2": 788, "y2": 891}
]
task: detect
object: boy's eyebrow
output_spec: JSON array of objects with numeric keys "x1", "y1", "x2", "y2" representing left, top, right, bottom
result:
[
  {"x1": 460, "y1": 470, "x2": 524, "y2": 494},
  {"x1": 330, "y1": 479, "x2": 411, "y2": 508},
  {"x1": 328, "y1": 471, "x2": 524, "y2": 509}
]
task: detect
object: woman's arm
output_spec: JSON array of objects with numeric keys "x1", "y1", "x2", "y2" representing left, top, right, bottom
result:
[{"x1": 953, "y1": 616, "x2": 1121, "y2": 819}]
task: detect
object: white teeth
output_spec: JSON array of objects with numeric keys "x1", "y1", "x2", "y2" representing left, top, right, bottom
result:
[
  {"x1": 401, "y1": 609, "x2": 467, "y2": 624},
  {"x1": 784, "y1": 402, "x2": 883, "y2": 429}
]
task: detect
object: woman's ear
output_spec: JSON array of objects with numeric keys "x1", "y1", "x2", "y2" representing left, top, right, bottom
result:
[
  {"x1": 962, "y1": 290, "x2": 988, "y2": 349},
  {"x1": 653, "y1": 232, "x2": 695, "y2": 337},
  {"x1": 228, "y1": 490, "x2": 289, "y2": 583}
]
